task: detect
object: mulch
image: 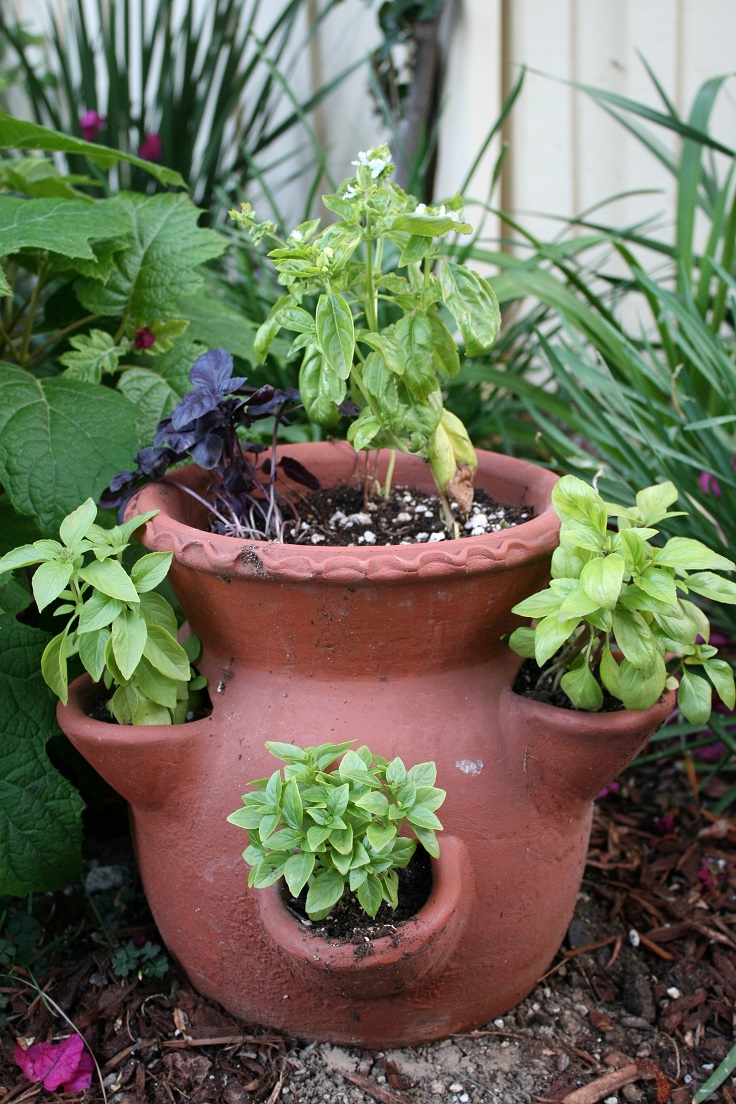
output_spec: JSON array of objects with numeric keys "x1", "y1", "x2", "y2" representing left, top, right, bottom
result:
[{"x1": 1, "y1": 756, "x2": 734, "y2": 1104}]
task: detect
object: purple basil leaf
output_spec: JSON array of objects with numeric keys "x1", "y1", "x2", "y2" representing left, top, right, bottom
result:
[
  {"x1": 190, "y1": 431, "x2": 225, "y2": 469},
  {"x1": 189, "y1": 348, "x2": 247, "y2": 396},
  {"x1": 136, "y1": 446, "x2": 175, "y2": 478},
  {"x1": 278, "y1": 456, "x2": 321, "y2": 490},
  {"x1": 338, "y1": 398, "x2": 361, "y2": 418},
  {"x1": 170, "y1": 389, "x2": 221, "y2": 428}
]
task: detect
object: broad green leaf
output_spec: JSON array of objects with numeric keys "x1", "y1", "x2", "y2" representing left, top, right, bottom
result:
[
  {"x1": 59, "y1": 330, "x2": 123, "y2": 384},
  {"x1": 281, "y1": 778, "x2": 303, "y2": 830},
  {"x1": 131, "y1": 552, "x2": 174, "y2": 594},
  {"x1": 265, "y1": 741, "x2": 310, "y2": 763},
  {"x1": 678, "y1": 668, "x2": 713, "y2": 726},
  {"x1": 635, "y1": 565, "x2": 678, "y2": 605},
  {"x1": 298, "y1": 343, "x2": 345, "y2": 428},
  {"x1": 139, "y1": 591, "x2": 179, "y2": 637},
  {"x1": 366, "y1": 823, "x2": 397, "y2": 852},
  {"x1": 347, "y1": 409, "x2": 382, "y2": 451},
  {"x1": 685, "y1": 571, "x2": 736, "y2": 604},
  {"x1": 0, "y1": 110, "x2": 184, "y2": 186},
  {"x1": 556, "y1": 583, "x2": 601, "y2": 621},
  {"x1": 40, "y1": 630, "x2": 69, "y2": 704},
  {"x1": 142, "y1": 624, "x2": 190, "y2": 681},
  {"x1": 551, "y1": 545, "x2": 590, "y2": 579},
  {"x1": 600, "y1": 643, "x2": 622, "y2": 698},
  {"x1": 305, "y1": 869, "x2": 345, "y2": 917},
  {"x1": 507, "y1": 626, "x2": 536, "y2": 658},
  {"x1": 560, "y1": 663, "x2": 604, "y2": 711},
  {"x1": 406, "y1": 805, "x2": 443, "y2": 830},
  {"x1": 131, "y1": 698, "x2": 172, "y2": 725},
  {"x1": 654, "y1": 537, "x2": 735, "y2": 572},
  {"x1": 31, "y1": 560, "x2": 74, "y2": 612},
  {"x1": 329, "y1": 825, "x2": 354, "y2": 855},
  {"x1": 407, "y1": 761, "x2": 437, "y2": 787},
  {"x1": 78, "y1": 592, "x2": 125, "y2": 633},
  {"x1": 75, "y1": 193, "x2": 225, "y2": 321},
  {"x1": 0, "y1": 619, "x2": 83, "y2": 895},
  {"x1": 354, "y1": 790, "x2": 390, "y2": 815},
  {"x1": 533, "y1": 613, "x2": 580, "y2": 667},
  {"x1": 618, "y1": 655, "x2": 667, "y2": 711},
  {"x1": 560, "y1": 522, "x2": 606, "y2": 553},
  {"x1": 396, "y1": 313, "x2": 436, "y2": 401},
  {"x1": 701, "y1": 658, "x2": 736, "y2": 710},
  {"x1": 392, "y1": 211, "x2": 472, "y2": 237},
  {"x1": 78, "y1": 558, "x2": 139, "y2": 603},
  {"x1": 284, "y1": 851, "x2": 315, "y2": 898},
  {"x1": 634, "y1": 482, "x2": 679, "y2": 525},
  {"x1": 78, "y1": 627, "x2": 110, "y2": 683},
  {"x1": 386, "y1": 757, "x2": 407, "y2": 785},
  {"x1": 580, "y1": 553, "x2": 626, "y2": 610},
  {"x1": 133, "y1": 657, "x2": 179, "y2": 709},
  {"x1": 618, "y1": 528, "x2": 650, "y2": 575},
  {"x1": 59, "y1": 499, "x2": 97, "y2": 548},
  {"x1": 412, "y1": 824, "x2": 440, "y2": 857},
  {"x1": 356, "y1": 873, "x2": 383, "y2": 916},
  {"x1": 0, "y1": 544, "x2": 46, "y2": 573},
  {"x1": 0, "y1": 365, "x2": 138, "y2": 531},
  {"x1": 306, "y1": 824, "x2": 332, "y2": 850},
  {"x1": 611, "y1": 608, "x2": 657, "y2": 671},
  {"x1": 111, "y1": 609, "x2": 148, "y2": 680},
  {"x1": 357, "y1": 331, "x2": 406, "y2": 375},
  {"x1": 0, "y1": 195, "x2": 130, "y2": 261},
  {"x1": 315, "y1": 292, "x2": 354, "y2": 380},
  {"x1": 439, "y1": 262, "x2": 500, "y2": 354},
  {"x1": 552, "y1": 475, "x2": 607, "y2": 533}
]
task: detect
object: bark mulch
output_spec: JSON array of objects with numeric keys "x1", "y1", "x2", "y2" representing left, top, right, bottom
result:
[{"x1": 0, "y1": 757, "x2": 734, "y2": 1104}]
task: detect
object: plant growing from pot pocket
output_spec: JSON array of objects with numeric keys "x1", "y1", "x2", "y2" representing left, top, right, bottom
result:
[
  {"x1": 228, "y1": 740, "x2": 445, "y2": 920},
  {"x1": 0, "y1": 498, "x2": 204, "y2": 724},
  {"x1": 230, "y1": 144, "x2": 501, "y2": 525},
  {"x1": 508, "y1": 475, "x2": 736, "y2": 722}
]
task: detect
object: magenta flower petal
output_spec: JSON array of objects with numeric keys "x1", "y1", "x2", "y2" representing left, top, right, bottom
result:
[
  {"x1": 80, "y1": 109, "x2": 105, "y2": 142},
  {"x1": 14, "y1": 1033, "x2": 94, "y2": 1093},
  {"x1": 138, "y1": 133, "x2": 162, "y2": 162},
  {"x1": 134, "y1": 327, "x2": 156, "y2": 349},
  {"x1": 698, "y1": 471, "x2": 721, "y2": 497}
]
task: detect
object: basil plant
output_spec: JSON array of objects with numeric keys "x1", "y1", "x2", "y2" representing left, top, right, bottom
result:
[
  {"x1": 230, "y1": 145, "x2": 501, "y2": 527},
  {"x1": 0, "y1": 499, "x2": 204, "y2": 724},
  {"x1": 508, "y1": 476, "x2": 736, "y2": 724},
  {"x1": 228, "y1": 740, "x2": 446, "y2": 921}
]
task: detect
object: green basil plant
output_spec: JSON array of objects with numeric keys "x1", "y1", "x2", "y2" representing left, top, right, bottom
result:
[
  {"x1": 508, "y1": 476, "x2": 736, "y2": 725},
  {"x1": 230, "y1": 145, "x2": 501, "y2": 528},
  {"x1": 228, "y1": 740, "x2": 446, "y2": 920},
  {"x1": 0, "y1": 499, "x2": 205, "y2": 724}
]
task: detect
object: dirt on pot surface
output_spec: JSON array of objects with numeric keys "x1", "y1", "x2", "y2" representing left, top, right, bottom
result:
[
  {"x1": 1, "y1": 760, "x2": 734, "y2": 1104},
  {"x1": 280, "y1": 485, "x2": 533, "y2": 546}
]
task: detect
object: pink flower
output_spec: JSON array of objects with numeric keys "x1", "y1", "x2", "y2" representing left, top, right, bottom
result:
[
  {"x1": 596, "y1": 780, "x2": 621, "y2": 800},
  {"x1": 14, "y1": 1033, "x2": 94, "y2": 1093},
  {"x1": 134, "y1": 327, "x2": 156, "y2": 349},
  {"x1": 80, "y1": 110, "x2": 105, "y2": 142},
  {"x1": 138, "y1": 133, "x2": 162, "y2": 162},
  {"x1": 698, "y1": 471, "x2": 721, "y2": 497},
  {"x1": 654, "y1": 814, "x2": 675, "y2": 834}
]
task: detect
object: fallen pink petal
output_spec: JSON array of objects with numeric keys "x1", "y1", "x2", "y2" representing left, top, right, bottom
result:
[{"x1": 14, "y1": 1033, "x2": 94, "y2": 1093}]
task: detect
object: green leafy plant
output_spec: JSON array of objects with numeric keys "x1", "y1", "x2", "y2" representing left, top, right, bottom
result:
[
  {"x1": 228, "y1": 740, "x2": 446, "y2": 921},
  {"x1": 231, "y1": 144, "x2": 501, "y2": 527},
  {"x1": 111, "y1": 939, "x2": 169, "y2": 981},
  {"x1": 0, "y1": 0, "x2": 353, "y2": 218},
  {"x1": 508, "y1": 475, "x2": 736, "y2": 723},
  {"x1": 0, "y1": 499, "x2": 205, "y2": 725}
]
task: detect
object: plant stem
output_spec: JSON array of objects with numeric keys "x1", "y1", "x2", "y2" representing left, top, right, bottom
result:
[
  {"x1": 363, "y1": 210, "x2": 378, "y2": 333},
  {"x1": 382, "y1": 449, "x2": 396, "y2": 500}
]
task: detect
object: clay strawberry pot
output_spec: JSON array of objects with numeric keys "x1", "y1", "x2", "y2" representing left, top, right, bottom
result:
[{"x1": 57, "y1": 442, "x2": 675, "y2": 1047}]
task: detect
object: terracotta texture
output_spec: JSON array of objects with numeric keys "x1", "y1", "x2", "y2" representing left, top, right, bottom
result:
[{"x1": 58, "y1": 444, "x2": 675, "y2": 1047}]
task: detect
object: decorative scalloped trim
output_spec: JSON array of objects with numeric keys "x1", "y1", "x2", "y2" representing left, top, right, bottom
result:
[{"x1": 129, "y1": 446, "x2": 560, "y2": 584}]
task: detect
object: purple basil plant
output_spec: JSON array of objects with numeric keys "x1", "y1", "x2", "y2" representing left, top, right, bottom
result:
[{"x1": 102, "y1": 348, "x2": 318, "y2": 541}]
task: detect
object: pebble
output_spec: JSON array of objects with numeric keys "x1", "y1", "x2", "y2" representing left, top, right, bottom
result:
[{"x1": 449, "y1": 1084, "x2": 465, "y2": 1093}]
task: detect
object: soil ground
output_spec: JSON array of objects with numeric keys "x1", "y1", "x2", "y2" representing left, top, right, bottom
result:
[{"x1": 1, "y1": 758, "x2": 734, "y2": 1104}]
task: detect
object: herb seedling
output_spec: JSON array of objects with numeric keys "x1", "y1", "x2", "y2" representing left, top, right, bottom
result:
[
  {"x1": 228, "y1": 740, "x2": 446, "y2": 921},
  {"x1": 508, "y1": 476, "x2": 736, "y2": 724},
  {"x1": 111, "y1": 939, "x2": 169, "y2": 980},
  {"x1": 231, "y1": 145, "x2": 501, "y2": 527},
  {"x1": 102, "y1": 347, "x2": 317, "y2": 540},
  {"x1": 0, "y1": 499, "x2": 204, "y2": 724}
]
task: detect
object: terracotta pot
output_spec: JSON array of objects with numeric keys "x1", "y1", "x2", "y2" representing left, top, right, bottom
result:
[{"x1": 57, "y1": 443, "x2": 675, "y2": 1047}]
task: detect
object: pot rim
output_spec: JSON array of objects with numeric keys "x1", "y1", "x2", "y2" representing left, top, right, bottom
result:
[
  {"x1": 127, "y1": 443, "x2": 560, "y2": 584},
  {"x1": 501, "y1": 683, "x2": 677, "y2": 731}
]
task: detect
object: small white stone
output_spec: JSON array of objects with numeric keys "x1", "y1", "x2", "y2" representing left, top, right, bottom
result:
[
  {"x1": 449, "y1": 1084, "x2": 464, "y2": 1094},
  {"x1": 395, "y1": 512, "x2": 412, "y2": 522},
  {"x1": 666, "y1": 987, "x2": 681, "y2": 999},
  {"x1": 361, "y1": 531, "x2": 376, "y2": 544},
  {"x1": 310, "y1": 534, "x2": 326, "y2": 544},
  {"x1": 629, "y1": 929, "x2": 640, "y2": 947},
  {"x1": 493, "y1": 1018, "x2": 504, "y2": 1028},
  {"x1": 415, "y1": 532, "x2": 429, "y2": 542},
  {"x1": 428, "y1": 531, "x2": 446, "y2": 542},
  {"x1": 459, "y1": 1096, "x2": 470, "y2": 1103},
  {"x1": 470, "y1": 526, "x2": 487, "y2": 537}
]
